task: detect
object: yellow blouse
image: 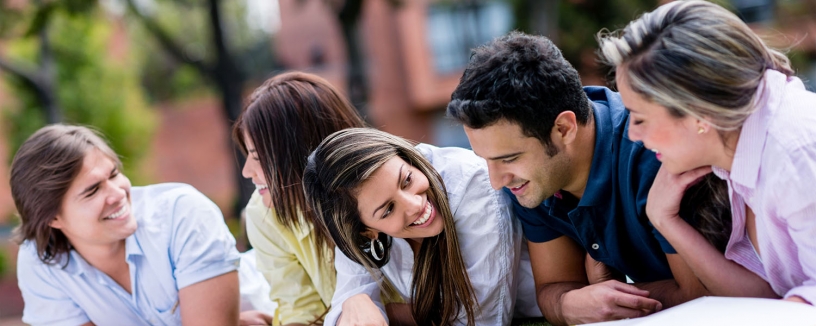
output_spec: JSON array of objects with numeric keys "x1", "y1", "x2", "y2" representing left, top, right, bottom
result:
[{"x1": 244, "y1": 192, "x2": 335, "y2": 325}]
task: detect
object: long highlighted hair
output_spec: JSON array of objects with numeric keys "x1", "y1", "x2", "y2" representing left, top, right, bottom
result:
[{"x1": 303, "y1": 128, "x2": 478, "y2": 326}]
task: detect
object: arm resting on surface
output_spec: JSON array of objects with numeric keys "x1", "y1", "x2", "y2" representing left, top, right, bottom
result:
[
  {"x1": 179, "y1": 271, "x2": 240, "y2": 326},
  {"x1": 531, "y1": 237, "x2": 662, "y2": 325}
]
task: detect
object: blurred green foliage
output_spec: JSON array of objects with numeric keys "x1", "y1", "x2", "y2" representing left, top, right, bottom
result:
[
  {"x1": 125, "y1": 0, "x2": 276, "y2": 104},
  {"x1": 556, "y1": 0, "x2": 657, "y2": 78},
  {"x1": 1, "y1": 6, "x2": 156, "y2": 184}
]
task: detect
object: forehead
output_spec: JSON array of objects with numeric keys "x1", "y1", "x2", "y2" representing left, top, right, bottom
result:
[
  {"x1": 70, "y1": 149, "x2": 115, "y2": 187},
  {"x1": 464, "y1": 120, "x2": 540, "y2": 156}
]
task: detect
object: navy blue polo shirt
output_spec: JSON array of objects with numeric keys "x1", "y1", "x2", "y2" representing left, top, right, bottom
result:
[{"x1": 510, "y1": 86, "x2": 674, "y2": 283}]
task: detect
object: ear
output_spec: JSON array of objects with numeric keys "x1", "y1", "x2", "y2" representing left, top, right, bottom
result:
[
  {"x1": 552, "y1": 111, "x2": 579, "y2": 146},
  {"x1": 360, "y1": 228, "x2": 379, "y2": 240},
  {"x1": 49, "y1": 216, "x2": 63, "y2": 230}
]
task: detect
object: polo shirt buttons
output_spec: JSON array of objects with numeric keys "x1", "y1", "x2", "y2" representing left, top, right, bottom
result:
[{"x1": 591, "y1": 243, "x2": 600, "y2": 250}]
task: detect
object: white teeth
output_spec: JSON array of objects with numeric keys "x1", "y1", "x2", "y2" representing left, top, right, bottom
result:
[
  {"x1": 105, "y1": 204, "x2": 128, "y2": 220},
  {"x1": 651, "y1": 149, "x2": 660, "y2": 154},
  {"x1": 255, "y1": 184, "x2": 268, "y2": 190},
  {"x1": 412, "y1": 202, "x2": 432, "y2": 225}
]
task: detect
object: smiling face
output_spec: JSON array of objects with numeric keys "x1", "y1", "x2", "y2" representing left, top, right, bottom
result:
[
  {"x1": 50, "y1": 148, "x2": 137, "y2": 251},
  {"x1": 617, "y1": 70, "x2": 711, "y2": 174},
  {"x1": 465, "y1": 119, "x2": 572, "y2": 208},
  {"x1": 355, "y1": 155, "x2": 444, "y2": 242},
  {"x1": 241, "y1": 133, "x2": 272, "y2": 207}
]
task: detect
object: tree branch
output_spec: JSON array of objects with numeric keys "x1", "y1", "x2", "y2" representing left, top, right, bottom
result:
[
  {"x1": 124, "y1": 0, "x2": 213, "y2": 76},
  {"x1": 0, "y1": 56, "x2": 39, "y2": 87}
]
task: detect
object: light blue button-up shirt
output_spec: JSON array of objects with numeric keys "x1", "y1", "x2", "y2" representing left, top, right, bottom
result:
[{"x1": 18, "y1": 183, "x2": 241, "y2": 326}]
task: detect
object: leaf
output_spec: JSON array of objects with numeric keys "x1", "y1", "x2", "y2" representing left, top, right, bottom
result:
[{"x1": 24, "y1": 2, "x2": 56, "y2": 37}]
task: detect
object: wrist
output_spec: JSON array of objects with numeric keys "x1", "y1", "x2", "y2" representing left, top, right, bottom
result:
[
  {"x1": 652, "y1": 213, "x2": 684, "y2": 231},
  {"x1": 557, "y1": 288, "x2": 579, "y2": 325}
]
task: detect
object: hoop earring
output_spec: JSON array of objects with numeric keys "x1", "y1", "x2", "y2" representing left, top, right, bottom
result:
[{"x1": 370, "y1": 238, "x2": 385, "y2": 261}]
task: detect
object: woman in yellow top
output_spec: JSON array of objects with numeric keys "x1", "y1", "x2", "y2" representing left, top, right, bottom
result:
[{"x1": 233, "y1": 72, "x2": 367, "y2": 325}]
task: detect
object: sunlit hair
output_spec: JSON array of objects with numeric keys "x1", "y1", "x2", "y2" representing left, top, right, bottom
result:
[
  {"x1": 11, "y1": 124, "x2": 122, "y2": 265},
  {"x1": 598, "y1": 0, "x2": 793, "y2": 131},
  {"x1": 303, "y1": 128, "x2": 478, "y2": 326},
  {"x1": 232, "y1": 71, "x2": 366, "y2": 261}
]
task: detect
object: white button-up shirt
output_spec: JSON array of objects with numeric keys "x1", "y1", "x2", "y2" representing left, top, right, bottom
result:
[
  {"x1": 17, "y1": 183, "x2": 241, "y2": 326},
  {"x1": 325, "y1": 144, "x2": 535, "y2": 325}
]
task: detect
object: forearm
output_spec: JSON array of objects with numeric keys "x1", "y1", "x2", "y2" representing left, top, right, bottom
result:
[
  {"x1": 633, "y1": 279, "x2": 704, "y2": 308},
  {"x1": 656, "y1": 218, "x2": 776, "y2": 298},
  {"x1": 536, "y1": 282, "x2": 585, "y2": 326}
]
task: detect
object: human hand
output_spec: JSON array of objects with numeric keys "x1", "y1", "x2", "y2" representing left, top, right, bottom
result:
[
  {"x1": 239, "y1": 310, "x2": 274, "y2": 326},
  {"x1": 784, "y1": 296, "x2": 812, "y2": 305},
  {"x1": 646, "y1": 165, "x2": 712, "y2": 229},
  {"x1": 560, "y1": 280, "x2": 662, "y2": 324},
  {"x1": 585, "y1": 254, "x2": 624, "y2": 284},
  {"x1": 338, "y1": 293, "x2": 389, "y2": 326}
]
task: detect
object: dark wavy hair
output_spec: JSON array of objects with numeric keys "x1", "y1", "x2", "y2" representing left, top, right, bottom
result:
[{"x1": 447, "y1": 31, "x2": 591, "y2": 156}]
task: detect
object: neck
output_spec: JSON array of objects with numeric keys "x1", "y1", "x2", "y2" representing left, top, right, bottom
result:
[
  {"x1": 407, "y1": 238, "x2": 423, "y2": 258},
  {"x1": 710, "y1": 129, "x2": 741, "y2": 172},
  {"x1": 562, "y1": 117, "x2": 596, "y2": 199},
  {"x1": 73, "y1": 239, "x2": 128, "y2": 271}
]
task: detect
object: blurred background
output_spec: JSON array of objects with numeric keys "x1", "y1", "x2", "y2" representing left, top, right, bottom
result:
[{"x1": 0, "y1": 0, "x2": 814, "y2": 323}]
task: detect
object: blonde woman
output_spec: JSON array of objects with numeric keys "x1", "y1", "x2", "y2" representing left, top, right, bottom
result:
[
  {"x1": 303, "y1": 128, "x2": 534, "y2": 326},
  {"x1": 599, "y1": 0, "x2": 815, "y2": 304}
]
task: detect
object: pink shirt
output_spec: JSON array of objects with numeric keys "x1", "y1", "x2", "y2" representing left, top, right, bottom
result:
[{"x1": 712, "y1": 69, "x2": 816, "y2": 304}]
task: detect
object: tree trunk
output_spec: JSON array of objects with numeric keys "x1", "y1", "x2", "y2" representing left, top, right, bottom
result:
[
  {"x1": 37, "y1": 25, "x2": 61, "y2": 123},
  {"x1": 337, "y1": 0, "x2": 369, "y2": 118},
  {"x1": 207, "y1": 0, "x2": 253, "y2": 218}
]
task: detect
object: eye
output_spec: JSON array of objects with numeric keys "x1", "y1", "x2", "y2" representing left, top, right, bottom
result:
[
  {"x1": 110, "y1": 169, "x2": 120, "y2": 179},
  {"x1": 382, "y1": 203, "x2": 393, "y2": 219},
  {"x1": 402, "y1": 172, "x2": 413, "y2": 188},
  {"x1": 86, "y1": 186, "x2": 99, "y2": 198},
  {"x1": 502, "y1": 156, "x2": 518, "y2": 164},
  {"x1": 632, "y1": 119, "x2": 644, "y2": 126}
]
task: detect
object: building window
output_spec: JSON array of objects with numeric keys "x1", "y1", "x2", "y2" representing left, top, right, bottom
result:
[
  {"x1": 731, "y1": 0, "x2": 775, "y2": 23},
  {"x1": 426, "y1": 1, "x2": 513, "y2": 74}
]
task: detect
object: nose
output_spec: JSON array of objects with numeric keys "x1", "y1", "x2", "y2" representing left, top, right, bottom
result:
[
  {"x1": 241, "y1": 158, "x2": 253, "y2": 179},
  {"x1": 487, "y1": 162, "x2": 511, "y2": 190},
  {"x1": 401, "y1": 191, "x2": 424, "y2": 218},
  {"x1": 106, "y1": 180, "x2": 127, "y2": 205}
]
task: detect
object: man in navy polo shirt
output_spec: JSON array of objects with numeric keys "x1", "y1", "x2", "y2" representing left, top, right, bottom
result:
[{"x1": 447, "y1": 32, "x2": 709, "y2": 325}]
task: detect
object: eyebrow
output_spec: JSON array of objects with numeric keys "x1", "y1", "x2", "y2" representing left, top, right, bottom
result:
[
  {"x1": 371, "y1": 163, "x2": 404, "y2": 218},
  {"x1": 486, "y1": 152, "x2": 523, "y2": 161},
  {"x1": 77, "y1": 167, "x2": 116, "y2": 198}
]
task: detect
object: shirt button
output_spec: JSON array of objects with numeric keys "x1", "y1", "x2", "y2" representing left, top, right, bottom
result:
[{"x1": 591, "y1": 243, "x2": 600, "y2": 250}]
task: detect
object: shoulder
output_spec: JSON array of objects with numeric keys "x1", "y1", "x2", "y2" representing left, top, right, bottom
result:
[
  {"x1": 766, "y1": 84, "x2": 816, "y2": 151},
  {"x1": 133, "y1": 183, "x2": 224, "y2": 239},
  {"x1": 415, "y1": 143, "x2": 490, "y2": 207},
  {"x1": 16, "y1": 240, "x2": 66, "y2": 286}
]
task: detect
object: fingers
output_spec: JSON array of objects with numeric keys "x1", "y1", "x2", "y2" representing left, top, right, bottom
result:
[
  {"x1": 608, "y1": 280, "x2": 650, "y2": 297},
  {"x1": 612, "y1": 291, "x2": 663, "y2": 312},
  {"x1": 678, "y1": 165, "x2": 713, "y2": 185}
]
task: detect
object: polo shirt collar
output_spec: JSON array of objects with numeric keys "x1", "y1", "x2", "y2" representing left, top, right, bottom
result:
[
  {"x1": 578, "y1": 95, "x2": 616, "y2": 208},
  {"x1": 729, "y1": 69, "x2": 783, "y2": 190}
]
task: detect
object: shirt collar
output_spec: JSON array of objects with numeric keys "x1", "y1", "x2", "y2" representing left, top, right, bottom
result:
[
  {"x1": 577, "y1": 89, "x2": 619, "y2": 208},
  {"x1": 729, "y1": 69, "x2": 787, "y2": 189}
]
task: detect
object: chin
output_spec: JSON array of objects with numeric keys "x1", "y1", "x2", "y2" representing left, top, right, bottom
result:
[{"x1": 261, "y1": 194, "x2": 273, "y2": 208}]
